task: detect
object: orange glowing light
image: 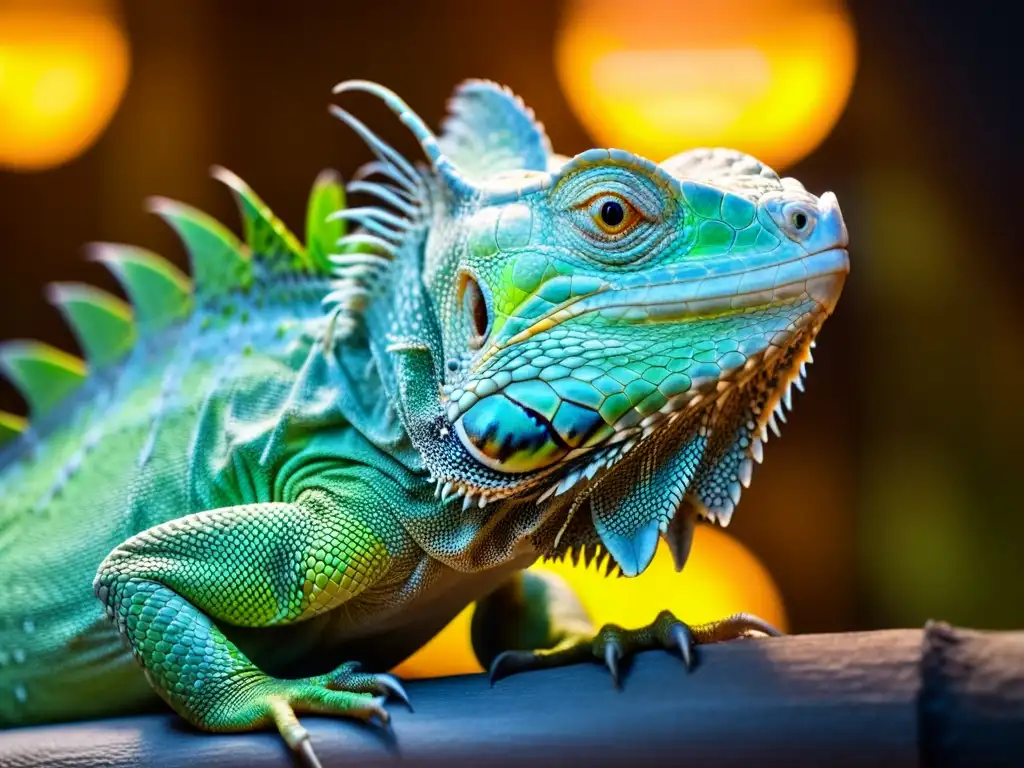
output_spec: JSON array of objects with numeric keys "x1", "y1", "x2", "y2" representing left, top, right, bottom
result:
[
  {"x1": 555, "y1": 0, "x2": 857, "y2": 170},
  {"x1": 393, "y1": 525, "x2": 786, "y2": 678},
  {"x1": 0, "y1": 0, "x2": 130, "y2": 171}
]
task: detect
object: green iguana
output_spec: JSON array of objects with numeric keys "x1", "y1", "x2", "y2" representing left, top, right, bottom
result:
[{"x1": 0, "y1": 79, "x2": 849, "y2": 765}]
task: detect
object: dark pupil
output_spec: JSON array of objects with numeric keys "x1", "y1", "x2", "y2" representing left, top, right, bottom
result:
[
  {"x1": 793, "y1": 212, "x2": 808, "y2": 230},
  {"x1": 600, "y1": 200, "x2": 625, "y2": 227}
]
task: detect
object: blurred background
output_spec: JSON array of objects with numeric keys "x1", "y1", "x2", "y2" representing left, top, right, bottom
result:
[{"x1": 0, "y1": 0, "x2": 1021, "y2": 655}]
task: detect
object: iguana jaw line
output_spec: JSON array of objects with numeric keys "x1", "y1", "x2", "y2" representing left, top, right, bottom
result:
[{"x1": 479, "y1": 246, "x2": 849, "y2": 367}]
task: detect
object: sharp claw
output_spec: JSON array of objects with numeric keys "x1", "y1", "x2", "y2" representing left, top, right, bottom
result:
[
  {"x1": 488, "y1": 653, "x2": 506, "y2": 686},
  {"x1": 375, "y1": 673, "x2": 413, "y2": 711},
  {"x1": 299, "y1": 738, "x2": 324, "y2": 768},
  {"x1": 489, "y1": 649, "x2": 542, "y2": 686},
  {"x1": 367, "y1": 695, "x2": 391, "y2": 727},
  {"x1": 669, "y1": 622, "x2": 696, "y2": 671},
  {"x1": 488, "y1": 650, "x2": 515, "y2": 686},
  {"x1": 604, "y1": 642, "x2": 622, "y2": 687}
]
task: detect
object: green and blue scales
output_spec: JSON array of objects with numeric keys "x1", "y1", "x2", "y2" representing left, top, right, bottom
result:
[{"x1": 0, "y1": 79, "x2": 849, "y2": 763}]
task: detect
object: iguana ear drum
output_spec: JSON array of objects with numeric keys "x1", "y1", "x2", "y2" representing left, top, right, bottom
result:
[
  {"x1": 454, "y1": 395, "x2": 569, "y2": 473},
  {"x1": 457, "y1": 272, "x2": 490, "y2": 349}
]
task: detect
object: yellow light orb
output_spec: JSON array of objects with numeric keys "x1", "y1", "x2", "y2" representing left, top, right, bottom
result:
[
  {"x1": 393, "y1": 525, "x2": 786, "y2": 679},
  {"x1": 555, "y1": 0, "x2": 857, "y2": 170},
  {"x1": 0, "y1": 0, "x2": 130, "y2": 171}
]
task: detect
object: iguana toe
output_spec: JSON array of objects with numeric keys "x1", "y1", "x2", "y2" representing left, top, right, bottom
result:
[
  {"x1": 321, "y1": 663, "x2": 411, "y2": 710},
  {"x1": 260, "y1": 666, "x2": 403, "y2": 766},
  {"x1": 277, "y1": 690, "x2": 389, "y2": 768},
  {"x1": 489, "y1": 609, "x2": 783, "y2": 688}
]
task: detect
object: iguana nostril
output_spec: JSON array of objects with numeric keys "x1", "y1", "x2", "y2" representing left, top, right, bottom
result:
[{"x1": 782, "y1": 204, "x2": 815, "y2": 238}]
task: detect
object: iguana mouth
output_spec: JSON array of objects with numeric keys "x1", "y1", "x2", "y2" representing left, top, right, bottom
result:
[{"x1": 482, "y1": 247, "x2": 848, "y2": 363}]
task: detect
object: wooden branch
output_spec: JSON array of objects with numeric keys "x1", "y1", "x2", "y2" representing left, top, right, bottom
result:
[{"x1": 1, "y1": 623, "x2": 1022, "y2": 767}]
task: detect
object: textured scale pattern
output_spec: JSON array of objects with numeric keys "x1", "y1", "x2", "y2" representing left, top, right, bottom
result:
[
  {"x1": 0, "y1": 164, "x2": 434, "y2": 736},
  {"x1": 97, "y1": 493, "x2": 390, "y2": 628},
  {"x1": 0, "y1": 78, "x2": 849, "y2": 765},
  {"x1": 437, "y1": 79, "x2": 552, "y2": 179}
]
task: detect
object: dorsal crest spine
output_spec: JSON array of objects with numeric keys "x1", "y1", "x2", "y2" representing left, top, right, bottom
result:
[
  {"x1": 147, "y1": 196, "x2": 253, "y2": 296},
  {"x1": 46, "y1": 282, "x2": 136, "y2": 367},
  {"x1": 0, "y1": 410, "x2": 27, "y2": 446},
  {"x1": 89, "y1": 243, "x2": 193, "y2": 333},
  {"x1": 1, "y1": 168, "x2": 347, "y2": 441},
  {"x1": 438, "y1": 79, "x2": 553, "y2": 178},
  {"x1": 211, "y1": 166, "x2": 313, "y2": 276},
  {"x1": 0, "y1": 340, "x2": 88, "y2": 417},
  {"x1": 305, "y1": 169, "x2": 347, "y2": 275}
]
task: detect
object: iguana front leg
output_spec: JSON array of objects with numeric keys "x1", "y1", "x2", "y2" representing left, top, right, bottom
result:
[
  {"x1": 475, "y1": 571, "x2": 782, "y2": 686},
  {"x1": 94, "y1": 488, "x2": 405, "y2": 766}
]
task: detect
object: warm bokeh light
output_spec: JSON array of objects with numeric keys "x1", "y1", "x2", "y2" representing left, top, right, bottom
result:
[
  {"x1": 555, "y1": 0, "x2": 857, "y2": 170},
  {"x1": 394, "y1": 525, "x2": 786, "y2": 678},
  {"x1": 0, "y1": 0, "x2": 130, "y2": 171}
]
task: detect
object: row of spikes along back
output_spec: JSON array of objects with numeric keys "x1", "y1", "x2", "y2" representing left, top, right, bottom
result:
[{"x1": 0, "y1": 167, "x2": 363, "y2": 447}]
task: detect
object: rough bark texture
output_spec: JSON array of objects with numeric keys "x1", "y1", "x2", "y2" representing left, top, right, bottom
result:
[{"x1": 0, "y1": 623, "x2": 1021, "y2": 767}]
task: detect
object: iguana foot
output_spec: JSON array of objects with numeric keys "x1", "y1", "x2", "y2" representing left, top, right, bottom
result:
[
  {"x1": 215, "y1": 662, "x2": 410, "y2": 768},
  {"x1": 95, "y1": 509, "x2": 410, "y2": 768},
  {"x1": 489, "y1": 610, "x2": 782, "y2": 687}
]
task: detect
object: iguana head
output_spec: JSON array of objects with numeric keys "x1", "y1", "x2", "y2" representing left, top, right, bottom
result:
[{"x1": 331, "y1": 80, "x2": 848, "y2": 576}]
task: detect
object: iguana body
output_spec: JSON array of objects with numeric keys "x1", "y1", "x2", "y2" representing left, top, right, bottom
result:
[{"x1": 0, "y1": 80, "x2": 849, "y2": 763}]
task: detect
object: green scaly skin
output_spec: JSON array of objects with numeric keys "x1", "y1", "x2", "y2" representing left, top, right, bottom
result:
[{"x1": 0, "y1": 79, "x2": 849, "y2": 764}]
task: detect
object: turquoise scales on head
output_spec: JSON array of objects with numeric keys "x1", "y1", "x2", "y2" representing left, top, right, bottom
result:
[
  {"x1": 325, "y1": 79, "x2": 849, "y2": 577},
  {"x1": 0, "y1": 77, "x2": 848, "y2": 764}
]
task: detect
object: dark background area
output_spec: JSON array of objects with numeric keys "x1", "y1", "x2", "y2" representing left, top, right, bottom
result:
[{"x1": 1, "y1": 1, "x2": 1021, "y2": 635}]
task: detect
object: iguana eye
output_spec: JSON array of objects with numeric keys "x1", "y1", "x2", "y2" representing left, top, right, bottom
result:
[{"x1": 585, "y1": 193, "x2": 641, "y2": 237}]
